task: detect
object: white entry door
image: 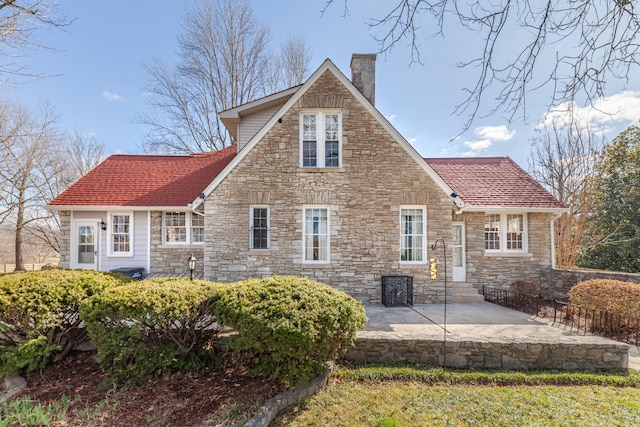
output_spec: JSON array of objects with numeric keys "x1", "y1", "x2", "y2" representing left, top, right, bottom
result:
[
  {"x1": 452, "y1": 222, "x2": 466, "y2": 282},
  {"x1": 72, "y1": 221, "x2": 98, "y2": 270}
]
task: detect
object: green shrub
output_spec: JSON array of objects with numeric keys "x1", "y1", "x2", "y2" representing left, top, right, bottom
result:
[
  {"x1": 80, "y1": 278, "x2": 223, "y2": 383},
  {"x1": 0, "y1": 269, "x2": 131, "y2": 374},
  {"x1": 568, "y1": 279, "x2": 640, "y2": 335},
  {"x1": 211, "y1": 275, "x2": 367, "y2": 386},
  {"x1": 568, "y1": 279, "x2": 640, "y2": 317}
]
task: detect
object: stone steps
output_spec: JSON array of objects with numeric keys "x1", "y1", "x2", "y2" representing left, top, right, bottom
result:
[{"x1": 440, "y1": 282, "x2": 484, "y2": 303}]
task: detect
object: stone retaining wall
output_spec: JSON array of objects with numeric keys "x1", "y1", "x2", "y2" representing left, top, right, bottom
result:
[
  {"x1": 540, "y1": 267, "x2": 640, "y2": 301},
  {"x1": 345, "y1": 332, "x2": 629, "y2": 371}
]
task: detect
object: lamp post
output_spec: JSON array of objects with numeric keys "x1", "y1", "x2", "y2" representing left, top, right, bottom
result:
[{"x1": 188, "y1": 253, "x2": 196, "y2": 281}]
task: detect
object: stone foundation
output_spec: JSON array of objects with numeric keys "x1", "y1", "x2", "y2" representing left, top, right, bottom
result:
[{"x1": 345, "y1": 332, "x2": 629, "y2": 371}]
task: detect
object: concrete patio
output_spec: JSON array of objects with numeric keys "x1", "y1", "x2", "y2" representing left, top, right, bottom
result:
[{"x1": 344, "y1": 302, "x2": 638, "y2": 371}]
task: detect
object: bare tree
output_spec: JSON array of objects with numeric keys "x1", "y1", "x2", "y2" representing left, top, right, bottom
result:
[
  {"x1": 323, "y1": 1, "x2": 640, "y2": 134},
  {"x1": 137, "y1": 0, "x2": 312, "y2": 153},
  {"x1": 66, "y1": 128, "x2": 106, "y2": 179},
  {"x1": 528, "y1": 116, "x2": 605, "y2": 267},
  {"x1": 0, "y1": 0, "x2": 68, "y2": 83},
  {"x1": 0, "y1": 99, "x2": 66, "y2": 269}
]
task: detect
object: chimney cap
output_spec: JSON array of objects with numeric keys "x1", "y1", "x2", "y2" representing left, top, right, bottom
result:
[{"x1": 350, "y1": 53, "x2": 377, "y2": 66}]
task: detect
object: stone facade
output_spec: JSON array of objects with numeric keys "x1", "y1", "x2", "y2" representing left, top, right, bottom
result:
[
  {"x1": 540, "y1": 267, "x2": 640, "y2": 301},
  {"x1": 203, "y1": 70, "x2": 557, "y2": 303},
  {"x1": 345, "y1": 331, "x2": 629, "y2": 371},
  {"x1": 149, "y1": 211, "x2": 204, "y2": 278},
  {"x1": 58, "y1": 210, "x2": 71, "y2": 269},
  {"x1": 458, "y1": 211, "x2": 554, "y2": 290},
  {"x1": 205, "y1": 70, "x2": 454, "y2": 303}
]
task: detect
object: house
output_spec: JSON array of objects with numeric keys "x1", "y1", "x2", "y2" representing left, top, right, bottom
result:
[{"x1": 48, "y1": 54, "x2": 566, "y2": 303}]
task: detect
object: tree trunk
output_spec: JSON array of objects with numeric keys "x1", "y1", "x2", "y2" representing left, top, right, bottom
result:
[{"x1": 15, "y1": 185, "x2": 25, "y2": 271}]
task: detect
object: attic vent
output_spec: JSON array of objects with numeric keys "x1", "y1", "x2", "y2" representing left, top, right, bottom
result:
[{"x1": 382, "y1": 275, "x2": 414, "y2": 307}]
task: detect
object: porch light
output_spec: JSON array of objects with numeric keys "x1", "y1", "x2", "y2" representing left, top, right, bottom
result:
[
  {"x1": 188, "y1": 253, "x2": 196, "y2": 280},
  {"x1": 100, "y1": 220, "x2": 107, "y2": 231}
]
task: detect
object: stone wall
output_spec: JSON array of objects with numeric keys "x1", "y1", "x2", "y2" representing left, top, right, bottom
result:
[
  {"x1": 204, "y1": 70, "x2": 454, "y2": 303},
  {"x1": 59, "y1": 210, "x2": 71, "y2": 269},
  {"x1": 149, "y1": 211, "x2": 204, "y2": 277},
  {"x1": 457, "y1": 212, "x2": 554, "y2": 291},
  {"x1": 345, "y1": 332, "x2": 629, "y2": 371},
  {"x1": 540, "y1": 267, "x2": 640, "y2": 301}
]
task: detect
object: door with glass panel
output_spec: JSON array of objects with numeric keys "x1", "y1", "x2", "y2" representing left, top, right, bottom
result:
[
  {"x1": 74, "y1": 221, "x2": 98, "y2": 270},
  {"x1": 452, "y1": 222, "x2": 466, "y2": 282}
]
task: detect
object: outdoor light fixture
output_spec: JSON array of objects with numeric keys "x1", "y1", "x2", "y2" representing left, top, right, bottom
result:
[
  {"x1": 100, "y1": 220, "x2": 107, "y2": 231},
  {"x1": 188, "y1": 253, "x2": 196, "y2": 281}
]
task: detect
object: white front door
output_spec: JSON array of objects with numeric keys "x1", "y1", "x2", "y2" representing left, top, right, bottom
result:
[
  {"x1": 452, "y1": 222, "x2": 466, "y2": 282},
  {"x1": 72, "y1": 221, "x2": 98, "y2": 270}
]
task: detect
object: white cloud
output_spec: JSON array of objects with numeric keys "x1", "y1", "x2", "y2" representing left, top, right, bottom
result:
[
  {"x1": 538, "y1": 90, "x2": 640, "y2": 131},
  {"x1": 386, "y1": 113, "x2": 396, "y2": 122},
  {"x1": 474, "y1": 125, "x2": 515, "y2": 141},
  {"x1": 407, "y1": 137, "x2": 417, "y2": 144},
  {"x1": 458, "y1": 125, "x2": 516, "y2": 156},
  {"x1": 102, "y1": 90, "x2": 125, "y2": 102}
]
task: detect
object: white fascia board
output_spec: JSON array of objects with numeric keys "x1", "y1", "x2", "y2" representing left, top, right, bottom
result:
[
  {"x1": 199, "y1": 58, "x2": 464, "y2": 209},
  {"x1": 459, "y1": 206, "x2": 569, "y2": 213},
  {"x1": 47, "y1": 205, "x2": 191, "y2": 212},
  {"x1": 219, "y1": 86, "x2": 300, "y2": 119}
]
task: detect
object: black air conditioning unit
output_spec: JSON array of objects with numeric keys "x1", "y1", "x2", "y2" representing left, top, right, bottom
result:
[{"x1": 381, "y1": 275, "x2": 413, "y2": 307}]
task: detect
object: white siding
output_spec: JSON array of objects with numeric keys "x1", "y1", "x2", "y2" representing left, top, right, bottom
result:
[
  {"x1": 238, "y1": 105, "x2": 281, "y2": 151},
  {"x1": 71, "y1": 210, "x2": 149, "y2": 273}
]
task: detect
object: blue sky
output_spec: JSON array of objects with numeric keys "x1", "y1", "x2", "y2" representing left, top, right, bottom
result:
[{"x1": 6, "y1": 0, "x2": 640, "y2": 168}]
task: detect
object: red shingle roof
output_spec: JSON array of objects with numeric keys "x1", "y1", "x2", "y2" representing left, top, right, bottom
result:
[
  {"x1": 424, "y1": 157, "x2": 566, "y2": 210},
  {"x1": 49, "y1": 146, "x2": 237, "y2": 207}
]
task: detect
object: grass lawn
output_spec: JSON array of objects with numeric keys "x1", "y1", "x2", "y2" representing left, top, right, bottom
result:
[{"x1": 274, "y1": 367, "x2": 640, "y2": 426}]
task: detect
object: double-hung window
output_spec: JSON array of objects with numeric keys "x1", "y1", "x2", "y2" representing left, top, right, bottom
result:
[
  {"x1": 300, "y1": 112, "x2": 341, "y2": 168},
  {"x1": 163, "y1": 212, "x2": 205, "y2": 244},
  {"x1": 250, "y1": 206, "x2": 270, "y2": 250},
  {"x1": 484, "y1": 213, "x2": 527, "y2": 253},
  {"x1": 109, "y1": 212, "x2": 133, "y2": 256},
  {"x1": 303, "y1": 207, "x2": 329, "y2": 262},
  {"x1": 400, "y1": 206, "x2": 426, "y2": 262}
]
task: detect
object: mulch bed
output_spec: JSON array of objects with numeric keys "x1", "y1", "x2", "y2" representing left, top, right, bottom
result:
[{"x1": 15, "y1": 351, "x2": 287, "y2": 426}]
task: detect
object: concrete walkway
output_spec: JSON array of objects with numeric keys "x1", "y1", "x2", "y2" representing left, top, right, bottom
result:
[{"x1": 362, "y1": 302, "x2": 639, "y2": 370}]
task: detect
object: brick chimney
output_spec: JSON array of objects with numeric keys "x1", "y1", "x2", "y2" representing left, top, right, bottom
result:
[{"x1": 350, "y1": 53, "x2": 376, "y2": 105}]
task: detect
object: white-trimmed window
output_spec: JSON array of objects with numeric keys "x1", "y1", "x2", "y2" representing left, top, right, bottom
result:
[
  {"x1": 484, "y1": 213, "x2": 527, "y2": 252},
  {"x1": 300, "y1": 112, "x2": 341, "y2": 168},
  {"x1": 109, "y1": 212, "x2": 133, "y2": 256},
  {"x1": 163, "y1": 212, "x2": 205, "y2": 244},
  {"x1": 250, "y1": 206, "x2": 270, "y2": 250},
  {"x1": 400, "y1": 206, "x2": 426, "y2": 262},
  {"x1": 303, "y1": 206, "x2": 329, "y2": 262}
]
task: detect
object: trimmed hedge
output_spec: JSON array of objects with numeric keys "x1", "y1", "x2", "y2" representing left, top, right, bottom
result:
[
  {"x1": 0, "y1": 269, "x2": 131, "y2": 374},
  {"x1": 568, "y1": 279, "x2": 640, "y2": 318},
  {"x1": 211, "y1": 275, "x2": 367, "y2": 386},
  {"x1": 80, "y1": 278, "x2": 223, "y2": 383}
]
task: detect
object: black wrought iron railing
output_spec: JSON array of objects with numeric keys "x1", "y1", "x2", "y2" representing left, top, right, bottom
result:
[{"x1": 482, "y1": 286, "x2": 640, "y2": 347}]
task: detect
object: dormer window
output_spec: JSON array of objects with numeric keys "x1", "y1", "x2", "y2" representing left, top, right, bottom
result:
[{"x1": 300, "y1": 111, "x2": 341, "y2": 168}]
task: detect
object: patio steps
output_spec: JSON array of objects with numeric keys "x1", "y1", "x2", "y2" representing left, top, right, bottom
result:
[{"x1": 444, "y1": 282, "x2": 484, "y2": 303}]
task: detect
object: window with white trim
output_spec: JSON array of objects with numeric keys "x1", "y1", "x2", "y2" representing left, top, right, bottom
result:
[
  {"x1": 163, "y1": 212, "x2": 205, "y2": 244},
  {"x1": 250, "y1": 206, "x2": 269, "y2": 250},
  {"x1": 300, "y1": 112, "x2": 341, "y2": 168},
  {"x1": 484, "y1": 213, "x2": 527, "y2": 252},
  {"x1": 400, "y1": 206, "x2": 426, "y2": 262},
  {"x1": 303, "y1": 207, "x2": 329, "y2": 262},
  {"x1": 109, "y1": 213, "x2": 132, "y2": 256}
]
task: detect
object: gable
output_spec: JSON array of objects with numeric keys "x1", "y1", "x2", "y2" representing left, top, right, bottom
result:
[{"x1": 200, "y1": 59, "x2": 462, "y2": 209}]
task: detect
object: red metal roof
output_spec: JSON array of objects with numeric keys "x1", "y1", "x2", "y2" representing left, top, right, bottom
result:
[
  {"x1": 424, "y1": 157, "x2": 566, "y2": 210},
  {"x1": 49, "y1": 146, "x2": 237, "y2": 207}
]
